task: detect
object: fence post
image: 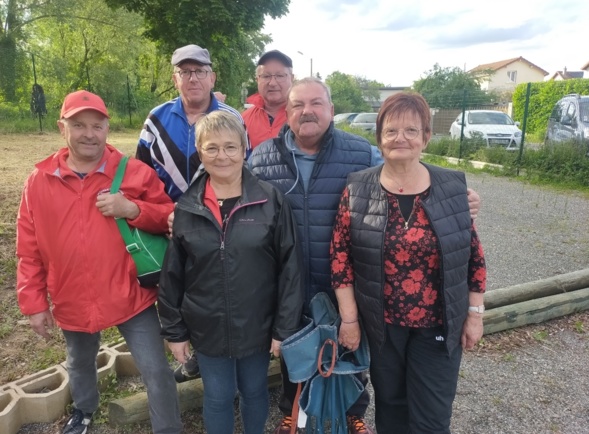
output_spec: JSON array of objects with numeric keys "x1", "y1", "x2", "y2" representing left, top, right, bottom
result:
[
  {"x1": 459, "y1": 89, "x2": 468, "y2": 160},
  {"x1": 517, "y1": 82, "x2": 532, "y2": 175}
]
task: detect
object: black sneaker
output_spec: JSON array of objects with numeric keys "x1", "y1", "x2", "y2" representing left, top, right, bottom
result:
[
  {"x1": 62, "y1": 408, "x2": 92, "y2": 434},
  {"x1": 173, "y1": 353, "x2": 200, "y2": 383}
]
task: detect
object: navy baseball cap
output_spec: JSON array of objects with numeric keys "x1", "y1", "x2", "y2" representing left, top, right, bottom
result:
[{"x1": 257, "y1": 50, "x2": 293, "y2": 68}]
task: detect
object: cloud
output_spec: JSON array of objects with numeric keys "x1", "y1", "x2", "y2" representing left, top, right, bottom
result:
[{"x1": 427, "y1": 21, "x2": 547, "y2": 49}]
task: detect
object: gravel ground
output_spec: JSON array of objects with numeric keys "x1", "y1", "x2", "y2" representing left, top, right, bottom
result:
[{"x1": 16, "y1": 172, "x2": 589, "y2": 434}]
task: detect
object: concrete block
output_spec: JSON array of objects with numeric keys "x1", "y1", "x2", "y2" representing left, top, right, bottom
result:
[
  {"x1": 97, "y1": 349, "x2": 117, "y2": 391},
  {"x1": 0, "y1": 389, "x2": 22, "y2": 434},
  {"x1": 11, "y1": 365, "x2": 70, "y2": 424},
  {"x1": 102, "y1": 340, "x2": 140, "y2": 377}
]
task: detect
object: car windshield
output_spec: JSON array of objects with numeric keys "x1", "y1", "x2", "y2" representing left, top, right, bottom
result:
[
  {"x1": 580, "y1": 101, "x2": 589, "y2": 122},
  {"x1": 354, "y1": 113, "x2": 377, "y2": 122},
  {"x1": 469, "y1": 112, "x2": 514, "y2": 125}
]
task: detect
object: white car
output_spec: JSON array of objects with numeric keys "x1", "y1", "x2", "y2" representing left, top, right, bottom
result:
[{"x1": 449, "y1": 110, "x2": 522, "y2": 150}]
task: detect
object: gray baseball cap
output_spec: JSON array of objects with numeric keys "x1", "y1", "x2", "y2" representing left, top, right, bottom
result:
[{"x1": 171, "y1": 44, "x2": 212, "y2": 66}]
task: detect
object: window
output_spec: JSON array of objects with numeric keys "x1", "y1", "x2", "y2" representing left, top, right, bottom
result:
[{"x1": 507, "y1": 70, "x2": 517, "y2": 83}]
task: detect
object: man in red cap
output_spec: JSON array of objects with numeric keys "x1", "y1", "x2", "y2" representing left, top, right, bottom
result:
[
  {"x1": 16, "y1": 90, "x2": 182, "y2": 434},
  {"x1": 242, "y1": 50, "x2": 294, "y2": 149}
]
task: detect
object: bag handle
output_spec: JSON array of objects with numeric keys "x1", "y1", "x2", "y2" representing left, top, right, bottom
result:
[
  {"x1": 317, "y1": 338, "x2": 337, "y2": 378},
  {"x1": 110, "y1": 156, "x2": 139, "y2": 252}
]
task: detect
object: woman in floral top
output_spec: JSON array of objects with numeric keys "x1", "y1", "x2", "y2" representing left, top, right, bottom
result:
[{"x1": 330, "y1": 92, "x2": 486, "y2": 434}]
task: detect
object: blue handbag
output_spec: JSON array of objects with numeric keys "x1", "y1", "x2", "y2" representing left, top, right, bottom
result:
[{"x1": 281, "y1": 292, "x2": 370, "y2": 434}]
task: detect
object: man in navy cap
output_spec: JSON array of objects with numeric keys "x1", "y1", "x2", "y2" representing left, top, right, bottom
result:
[
  {"x1": 136, "y1": 44, "x2": 249, "y2": 201},
  {"x1": 242, "y1": 50, "x2": 294, "y2": 149}
]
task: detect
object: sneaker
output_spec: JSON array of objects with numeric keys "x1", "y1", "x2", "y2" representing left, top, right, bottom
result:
[
  {"x1": 274, "y1": 415, "x2": 295, "y2": 434},
  {"x1": 347, "y1": 415, "x2": 375, "y2": 434},
  {"x1": 62, "y1": 408, "x2": 92, "y2": 434},
  {"x1": 173, "y1": 353, "x2": 200, "y2": 383}
]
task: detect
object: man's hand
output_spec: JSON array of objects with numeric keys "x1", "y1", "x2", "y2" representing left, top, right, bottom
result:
[
  {"x1": 270, "y1": 339, "x2": 282, "y2": 358},
  {"x1": 461, "y1": 312, "x2": 484, "y2": 349},
  {"x1": 29, "y1": 310, "x2": 55, "y2": 339},
  {"x1": 96, "y1": 193, "x2": 140, "y2": 219},
  {"x1": 466, "y1": 188, "x2": 481, "y2": 220},
  {"x1": 213, "y1": 91, "x2": 227, "y2": 103},
  {"x1": 168, "y1": 341, "x2": 191, "y2": 364},
  {"x1": 167, "y1": 211, "x2": 174, "y2": 237}
]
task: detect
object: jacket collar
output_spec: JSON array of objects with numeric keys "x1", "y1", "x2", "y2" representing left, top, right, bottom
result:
[
  {"x1": 179, "y1": 166, "x2": 268, "y2": 209},
  {"x1": 35, "y1": 144, "x2": 123, "y2": 180}
]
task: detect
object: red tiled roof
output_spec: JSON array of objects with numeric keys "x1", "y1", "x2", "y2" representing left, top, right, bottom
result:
[{"x1": 469, "y1": 56, "x2": 549, "y2": 76}]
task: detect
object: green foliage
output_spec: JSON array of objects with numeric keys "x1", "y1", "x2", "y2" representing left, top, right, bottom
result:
[
  {"x1": 104, "y1": 0, "x2": 286, "y2": 104},
  {"x1": 512, "y1": 79, "x2": 589, "y2": 135},
  {"x1": 412, "y1": 63, "x2": 493, "y2": 108},
  {"x1": 517, "y1": 143, "x2": 589, "y2": 187},
  {"x1": 326, "y1": 71, "x2": 372, "y2": 113},
  {"x1": 336, "y1": 123, "x2": 377, "y2": 146},
  {"x1": 426, "y1": 137, "x2": 589, "y2": 190}
]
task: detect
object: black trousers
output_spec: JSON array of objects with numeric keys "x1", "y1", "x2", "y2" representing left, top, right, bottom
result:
[
  {"x1": 370, "y1": 324, "x2": 462, "y2": 434},
  {"x1": 278, "y1": 355, "x2": 371, "y2": 418}
]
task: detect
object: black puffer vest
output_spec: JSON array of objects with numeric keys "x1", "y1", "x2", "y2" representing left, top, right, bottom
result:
[{"x1": 347, "y1": 163, "x2": 471, "y2": 353}]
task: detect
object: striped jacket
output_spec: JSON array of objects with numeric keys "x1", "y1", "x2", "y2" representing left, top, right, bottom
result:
[{"x1": 136, "y1": 94, "x2": 249, "y2": 201}]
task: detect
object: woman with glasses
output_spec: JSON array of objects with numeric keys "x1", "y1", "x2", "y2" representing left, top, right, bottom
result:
[
  {"x1": 330, "y1": 92, "x2": 486, "y2": 434},
  {"x1": 158, "y1": 111, "x2": 304, "y2": 434}
]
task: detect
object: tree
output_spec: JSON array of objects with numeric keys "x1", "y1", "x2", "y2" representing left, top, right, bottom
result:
[
  {"x1": 326, "y1": 71, "x2": 371, "y2": 114},
  {"x1": 356, "y1": 76, "x2": 385, "y2": 108},
  {"x1": 412, "y1": 63, "x2": 492, "y2": 108},
  {"x1": 104, "y1": 0, "x2": 289, "y2": 106}
]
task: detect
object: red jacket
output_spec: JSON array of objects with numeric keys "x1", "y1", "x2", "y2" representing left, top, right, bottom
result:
[
  {"x1": 16, "y1": 145, "x2": 174, "y2": 333},
  {"x1": 242, "y1": 93, "x2": 287, "y2": 149}
]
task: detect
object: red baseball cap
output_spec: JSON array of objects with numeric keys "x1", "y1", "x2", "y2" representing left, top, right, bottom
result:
[{"x1": 60, "y1": 90, "x2": 110, "y2": 119}]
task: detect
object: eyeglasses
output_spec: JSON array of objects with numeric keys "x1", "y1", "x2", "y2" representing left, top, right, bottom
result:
[
  {"x1": 257, "y1": 73, "x2": 289, "y2": 83},
  {"x1": 382, "y1": 127, "x2": 422, "y2": 140},
  {"x1": 200, "y1": 144, "x2": 241, "y2": 158},
  {"x1": 176, "y1": 69, "x2": 211, "y2": 80}
]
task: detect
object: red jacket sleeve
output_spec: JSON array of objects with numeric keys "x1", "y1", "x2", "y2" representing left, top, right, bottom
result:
[{"x1": 16, "y1": 175, "x2": 50, "y2": 316}]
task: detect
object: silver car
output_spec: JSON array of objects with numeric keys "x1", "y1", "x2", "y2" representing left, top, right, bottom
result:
[{"x1": 349, "y1": 112, "x2": 378, "y2": 131}]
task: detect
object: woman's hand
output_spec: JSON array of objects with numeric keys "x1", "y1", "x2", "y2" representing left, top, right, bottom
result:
[
  {"x1": 339, "y1": 321, "x2": 361, "y2": 352},
  {"x1": 461, "y1": 312, "x2": 484, "y2": 349},
  {"x1": 270, "y1": 338, "x2": 282, "y2": 358},
  {"x1": 168, "y1": 341, "x2": 191, "y2": 364}
]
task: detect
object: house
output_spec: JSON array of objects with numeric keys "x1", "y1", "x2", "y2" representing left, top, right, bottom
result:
[
  {"x1": 549, "y1": 63, "x2": 589, "y2": 80},
  {"x1": 469, "y1": 56, "x2": 548, "y2": 92},
  {"x1": 365, "y1": 86, "x2": 409, "y2": 110}
]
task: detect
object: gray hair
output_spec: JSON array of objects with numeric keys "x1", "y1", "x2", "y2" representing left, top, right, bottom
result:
[{"x1": 287, "y1": 77, "x2": 332, "y2": 102}]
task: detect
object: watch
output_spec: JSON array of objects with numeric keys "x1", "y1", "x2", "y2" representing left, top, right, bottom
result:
[{"x1": 468, "y1": 305, "x2": 485, "y2": 314}]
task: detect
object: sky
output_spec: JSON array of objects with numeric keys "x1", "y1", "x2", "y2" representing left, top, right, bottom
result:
[{"x1": 262, "y1": 0, "x2": 589, "y2": 87}]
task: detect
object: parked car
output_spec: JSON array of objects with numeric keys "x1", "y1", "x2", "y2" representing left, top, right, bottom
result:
[
  {"x1": 349, "y1": 112, "x2": 378, "y2": 131},
  {"x1": 545, "y1": 94, "x2": 589, "y2": 153},
  {"x1": 333, "y1": 112, "x2": 358, "y2": 125},
  {"x1": 449, "y1": 110, "x2": 522, "y2": 150}
]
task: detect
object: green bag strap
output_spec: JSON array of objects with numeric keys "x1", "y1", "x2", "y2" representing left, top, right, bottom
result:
[{"x1": 111, "y1": 156, "x2": 142, "y2": 255}]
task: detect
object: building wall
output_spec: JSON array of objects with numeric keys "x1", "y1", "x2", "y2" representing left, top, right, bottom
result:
[{"x1": 483, "y1": 60, "x2": 546, "y2": 92}]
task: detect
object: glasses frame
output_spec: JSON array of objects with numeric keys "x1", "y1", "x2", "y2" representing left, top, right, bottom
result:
[
  {"x1": 200, "y1": 144, "x2": 242, "y2": 158},
  {"x1": 176, "y1": 69, "x2": 212, "y2": 80},
  {"x1": 382, "y1": 127, "x2": 423, "y2": 141},
  {"x1": 257, "y1": 73, "x2": 289, "y2": 83}
]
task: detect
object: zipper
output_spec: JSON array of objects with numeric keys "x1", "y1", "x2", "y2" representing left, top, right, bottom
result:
[{"x1": 218, "y1": 198, "x2": 268, "y2": 353}]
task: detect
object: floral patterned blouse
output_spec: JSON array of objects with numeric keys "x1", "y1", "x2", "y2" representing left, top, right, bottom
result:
[{"x1": 331, "y1": 187, "x2": 486, "y2": 328}]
